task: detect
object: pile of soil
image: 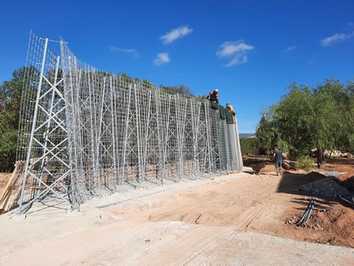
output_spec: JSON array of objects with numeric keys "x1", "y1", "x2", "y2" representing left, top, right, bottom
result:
[
  {"x1": 258, "y1": 164, "x2": 276, "y2": 175},
  {"x1": 300, "y1": 176, "x2": 352, "y2": 200},
  {"x1": 284, "y1": 167, "x2": 354, "y2": 248},
  {"x1": 294, "y1": 204, "x2": 354, "y2": 247}
]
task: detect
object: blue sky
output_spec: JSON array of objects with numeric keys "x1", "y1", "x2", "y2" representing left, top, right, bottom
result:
[{"x1": 0, "y1": 0, "x2": 353, "y2": 132}]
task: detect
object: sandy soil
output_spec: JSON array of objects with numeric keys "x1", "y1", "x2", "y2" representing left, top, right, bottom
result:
[
  {"x1": 0, "y1": 172, "x2": 353, "y2": 265},
  {"x1": 254, "y1": 159, "x2": 354, "y2": 247},
  {"x1": 106, "y1": 171, "x2": 354, "y2": 247}
]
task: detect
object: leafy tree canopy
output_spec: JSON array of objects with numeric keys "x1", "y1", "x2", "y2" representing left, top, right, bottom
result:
[
  {"x1": 256, "y1": 80, "x2": 354, "y2": 158},
  {"x1": 0, "y1": 67, "x2": 27, "y2": 171}
]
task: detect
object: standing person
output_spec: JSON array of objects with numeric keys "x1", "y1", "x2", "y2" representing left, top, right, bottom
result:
[
  {"x1": 225, "y1": 103, "x2": 236, "y2": 124},
  {"x1": 274, "y1": 146, "x2": 283, "y2": 176},
  {"x1": 207, "y1": 89, "x2": 219, "y2": 109},
  {"x1": 224, "y1": 103, "x2": 243, "y2": 171},
  {"x1": 316, "y1": 148, "x2": 323, "y2": 168}
]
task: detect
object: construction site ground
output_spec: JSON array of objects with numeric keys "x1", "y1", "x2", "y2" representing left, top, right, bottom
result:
[{"x1": 0, "y1": 160, "x2": 353, "y2": 265}]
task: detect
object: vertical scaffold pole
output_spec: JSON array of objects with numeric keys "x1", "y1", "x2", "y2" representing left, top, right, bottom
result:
[
  {"x1": 110, "y1": 77, "x2": 118, "y2": 185},
  {"x1": 155, "y1": 90, "x2": 163, "y2": 183},
  {"x1": 19, "y1": 38, "x2": 48, "y2": 209},
  {"x1": 133, "y1": 83, "x2": 142, "y2": 182},
  {"x1": 205, "y1": 101, "x2": 212, "y2": 173},
  {"x1": 142, "y1": 91, "x2": 151, "y2": 181},
  {"x1": 38, "y1": 55, "x2": 61, "y2": 189},
  {"x1": 122, "y1": 84, "x2": 132, "y2": 182}
]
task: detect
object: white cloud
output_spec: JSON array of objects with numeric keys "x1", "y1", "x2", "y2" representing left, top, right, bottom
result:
[
  {"x1": 225, "y1": 54, "x2": 248, "y2": 67},
  {"x1": 109, "y1": 46, "x2": 139, "y2": 58},
  {"x1": 321, "y1": 31, "x2": 354, "y2": 47},
  {"x1": 285, "y1": 45, "x2": 296, "y2": 52},
  {"x1": 154, "y1": 52, "x2": 170, "y2": 65},
  {"x1": 160, "y1": 26, "x2": 193, "y2": 44},
  {"x1": 216, "y1": 41, "x2": 254, "y2": 67}
]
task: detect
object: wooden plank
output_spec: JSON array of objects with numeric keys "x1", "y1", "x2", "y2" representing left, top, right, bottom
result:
[{"x1": 0, "y1": 161, "x2": 24, "y2": 213}]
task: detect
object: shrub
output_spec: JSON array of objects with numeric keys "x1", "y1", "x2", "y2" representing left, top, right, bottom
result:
[
  {"x1": 295, "y1": 156, "x2": 314, "y2": 171},
  {"x1": 240, "y1": 138, "x2": 257, "y2": 155}
]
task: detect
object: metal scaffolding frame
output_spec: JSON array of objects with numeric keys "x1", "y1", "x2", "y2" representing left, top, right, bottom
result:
[{"x1": 16, "y1": 33, "x2": 243, "y2": 212}]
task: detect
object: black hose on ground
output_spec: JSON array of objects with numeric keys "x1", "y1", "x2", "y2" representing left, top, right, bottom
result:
[{"x1": 296, "y1": 198, "x2": 315, "y2": 226}]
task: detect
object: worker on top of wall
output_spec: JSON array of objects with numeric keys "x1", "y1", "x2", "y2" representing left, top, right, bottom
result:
[
  {"x1": 225, "y1": 103, "x2": 236, "y2": 124},
  {"x1": 218, "y1": 104, "x2": 227, "y2": 120},
  {"x1": 224, "y1": 102, "x2": 243, "y2": 171},
  {"x1": 207, "y1": 89, "x2": 219, "y2": 110}
]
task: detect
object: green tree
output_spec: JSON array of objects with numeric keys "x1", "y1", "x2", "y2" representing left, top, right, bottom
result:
[
  {"x1": 256, "y1": 113, "x2": 278, "y2": 155},
  {"x1": 273, "y1": 85, "x2": 314, "y2": 156},
  {"x1": 256, "y1": 79, "x2": 354, "y2": 159},
  {"x1": 0, "y1": 68, "x2": 26, "y2": 171},
  {"x1": 240, "y1": 138, "x2": 257, "y2": 155}
]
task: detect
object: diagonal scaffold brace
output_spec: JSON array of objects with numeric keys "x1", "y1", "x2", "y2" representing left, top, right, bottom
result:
[{"x1": 17, "y1": 37, "x2": 74, "y2": 213}]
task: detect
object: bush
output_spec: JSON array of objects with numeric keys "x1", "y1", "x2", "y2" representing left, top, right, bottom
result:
[
  {"x1": 295, "y1": 156, "x2": 314, "y2": 171},
  {"x1": 240, "y1": 138, "x2": 257, "y2": 155},
  {"x1": 0, "y1": 129, "x2": 17, "y2": 171}
]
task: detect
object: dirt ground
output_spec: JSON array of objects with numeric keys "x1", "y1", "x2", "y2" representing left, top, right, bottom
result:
[
  {"x1": 252, "y1": 158, "x2": 354, "y2": 247},
  {"x1": 106, "y1": 169, "x2": 354, "y2": 248},
  {"x1": 0, "y1": 169, "x2": 353, "y2": 265}
]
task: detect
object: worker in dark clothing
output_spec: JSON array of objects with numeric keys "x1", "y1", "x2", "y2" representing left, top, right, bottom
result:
[
  {"x1": 274, "y1": 146, "x2": 283, "y2": 176},
  {"x1": 316, "y1": 148, "x2": 323, "y2": 168},
  {"x1": 207, "y1": 89, "x2": 219, "y2": 103},
  {"x1": 207, "y1": 89, "x2": 219, "y2": 109}
]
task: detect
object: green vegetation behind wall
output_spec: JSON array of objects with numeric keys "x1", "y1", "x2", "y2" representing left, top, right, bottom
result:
[
  {"x1": 0, "y1": 68, "x2": 25, "y2": 171},
  {"x1": 0, "y1": 68, "x2": 195, "y2": 172},
  {"x1": 240, "y1": 138, "x2": 257, "y2": 156},
  {"x1": 256, "y1": 80, "x2": 354, "y2": 159}
]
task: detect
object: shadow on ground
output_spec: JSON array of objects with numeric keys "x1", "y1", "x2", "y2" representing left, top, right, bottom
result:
[{"x1": 277, "y1": 171, "x2": 354, "y2": 209}]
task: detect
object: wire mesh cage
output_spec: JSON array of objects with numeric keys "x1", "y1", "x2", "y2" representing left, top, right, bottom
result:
[{"x1": 17, "y1": 33, "x2": 242, "y2": 211}]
